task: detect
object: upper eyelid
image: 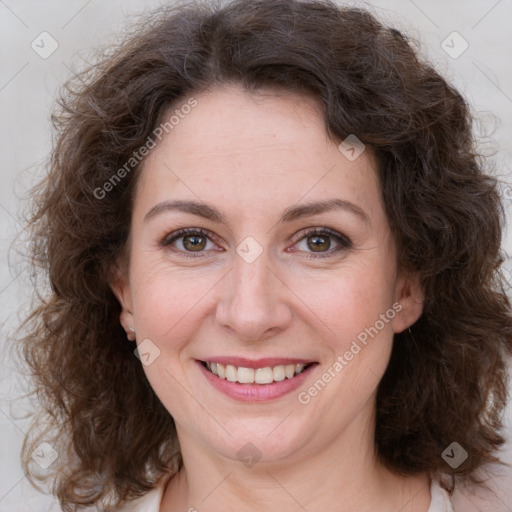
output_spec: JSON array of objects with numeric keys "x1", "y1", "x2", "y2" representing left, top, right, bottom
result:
[
  {"x1": 162, "y1": 226, "x2": 351, "y2": 251},
  {"x1": 291, "y1": 227, "x2": 351, "y2": 243},
  {"x1": 162, "y1": 227, "x2": 216, "y2": 243}
]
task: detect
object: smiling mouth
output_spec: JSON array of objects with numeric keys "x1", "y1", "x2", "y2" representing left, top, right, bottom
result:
[{"x1": 200, "y1": 361, "x2": 316, "y2": 384}]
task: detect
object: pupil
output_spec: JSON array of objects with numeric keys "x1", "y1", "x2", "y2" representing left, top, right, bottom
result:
[
  {"x1": 184, "y1": 235, "x2": 205, "y2": 251},
  {"x1": 308, "y1": 235, "x2": 330, "y2": 252}
]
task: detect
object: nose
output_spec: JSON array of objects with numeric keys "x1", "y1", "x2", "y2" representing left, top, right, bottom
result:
[{"x1": 215, "y1": 249, "x2": 293, "y2": 343}]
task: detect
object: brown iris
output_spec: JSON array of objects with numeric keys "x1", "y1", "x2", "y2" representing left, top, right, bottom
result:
[
  {"x1": 307, "y1": 234, "x2": 331, "y2": 252},
  {"x1": 183, "y1": 234, "x2": 207, "y2": 251}
]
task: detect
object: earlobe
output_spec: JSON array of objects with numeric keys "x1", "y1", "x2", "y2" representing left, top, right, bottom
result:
[
  {"x1": 392, "y1": 272, "x2": 424, "y2": 334},
  {"x1": 109, "y1": 268, "x2": 135, "y2": 338}
]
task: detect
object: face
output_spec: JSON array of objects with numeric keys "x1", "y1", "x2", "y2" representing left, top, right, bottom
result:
[{"x1": 112, "y1": 84, "x2": 423, "y2": 466}]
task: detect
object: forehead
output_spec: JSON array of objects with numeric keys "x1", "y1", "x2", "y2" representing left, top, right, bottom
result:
[
  {"x1": 149, "y1": 85, "x2": 329, "y2": 164},
  {"x1": 135, "y1": 84, "x2": 381, "y2": 220}
]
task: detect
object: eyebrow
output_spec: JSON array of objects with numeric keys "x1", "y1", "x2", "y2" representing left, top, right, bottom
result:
[{"x1": 143, "y1": 198, "x2": 370, "y2": 226}]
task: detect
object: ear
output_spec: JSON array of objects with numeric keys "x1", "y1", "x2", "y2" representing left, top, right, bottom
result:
[
  {"x1": 392, "y1": 271, "x2": 424, "y2": 334},
  {"x1": 109, "y1": 263, "x2": 135, "y2": 339}
]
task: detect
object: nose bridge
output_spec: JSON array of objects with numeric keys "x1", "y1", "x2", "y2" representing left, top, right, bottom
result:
[
  {"x1": 216, "y1": 247, "x2": 290, "y2": 341},
  {"x1": 234, "y1": 251, "x2": 273, "y2": 304}
]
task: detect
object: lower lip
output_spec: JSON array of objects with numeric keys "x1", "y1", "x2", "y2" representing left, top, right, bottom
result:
[{"x1": 196, "y1": 361, "x2": 318, "y2": 402}]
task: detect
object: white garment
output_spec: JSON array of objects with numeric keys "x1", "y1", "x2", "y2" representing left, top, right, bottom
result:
[
  {"x1": 429, "y1": 480, "x2": 456, "y2": 512},
  {"x1": 118, "y1": 477, "x2": 455, "y2": 511}
]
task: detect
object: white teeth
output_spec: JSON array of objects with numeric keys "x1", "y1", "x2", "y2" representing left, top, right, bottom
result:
[
  {"x1": 205, "y1": 361, "x2": 310, "y2": 383},
  {"x1": 273, "y1": 365, "x2": 286, "y2": 381},
  {"x1": 255, "y1": 367, "x2": 274, "y2": 384},
  {"x1": 225, "y1": 365, "x2": 237, "y2": 383},
  {"x1": 237, "y1": 367, "x2": 255, "y2": 384}
]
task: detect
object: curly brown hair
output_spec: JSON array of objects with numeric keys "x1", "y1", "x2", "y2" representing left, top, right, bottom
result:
[{"x1": 18, "y1": 0, "x2": 512, "y2": 510}]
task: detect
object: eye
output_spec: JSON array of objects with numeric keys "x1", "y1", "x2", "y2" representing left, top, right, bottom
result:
[
  {"x1": 161, "y1": 228, "x2": 219, "y2": 258},
  {"x1": 291, "y1": 227, "x2": 352, "y2": 258},
  {"x1": 161, "y1": 227, "x2": 352, "y2": 260}
]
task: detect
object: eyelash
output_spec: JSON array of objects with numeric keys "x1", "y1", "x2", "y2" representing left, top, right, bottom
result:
[{"x1": 161, "y1": 227, "x2": 352, "y2": 260}]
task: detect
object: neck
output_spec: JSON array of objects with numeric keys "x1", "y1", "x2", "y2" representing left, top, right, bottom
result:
[{"x1": 160, "y1": 403, "x2": 431, "y2": 512}]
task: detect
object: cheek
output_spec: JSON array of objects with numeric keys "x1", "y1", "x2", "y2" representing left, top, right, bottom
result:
[
  {"x1": 302, "y1": 266, "x2": 396, "y2": 348},
  {"x1": 302, "y1": 266, "x2": 398, "y2": 400},
  {"x1": 293, "y1": 270, "x2": 397, "y2": 434},
  {"x1": 129, "y1": 265, "x2": 208, "y2": 410},
  {"x1": 130, "y1": 259, "x2": 214, "y2": 340},
  {"x1": 304, "y1": 279, "x2": 396, "y2": 407}
]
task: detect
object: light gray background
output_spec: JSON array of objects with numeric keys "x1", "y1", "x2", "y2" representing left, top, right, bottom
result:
[{"x1": 1, "y1": 0, "x2": 512, "y2": 510}]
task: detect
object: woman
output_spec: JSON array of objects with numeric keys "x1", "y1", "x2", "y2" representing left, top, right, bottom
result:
[{"x1": 19, "y1": 1, "x2": 512, "y2": 511}]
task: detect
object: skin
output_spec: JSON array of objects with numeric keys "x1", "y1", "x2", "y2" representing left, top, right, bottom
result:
[{"x1": 111, "y1": 83, "x2": 430, "y2": 512}]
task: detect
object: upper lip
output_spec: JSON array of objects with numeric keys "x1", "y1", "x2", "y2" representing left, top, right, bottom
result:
[{"x1": 199, "y1": 357, "x2": 316, "y2": 369}]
